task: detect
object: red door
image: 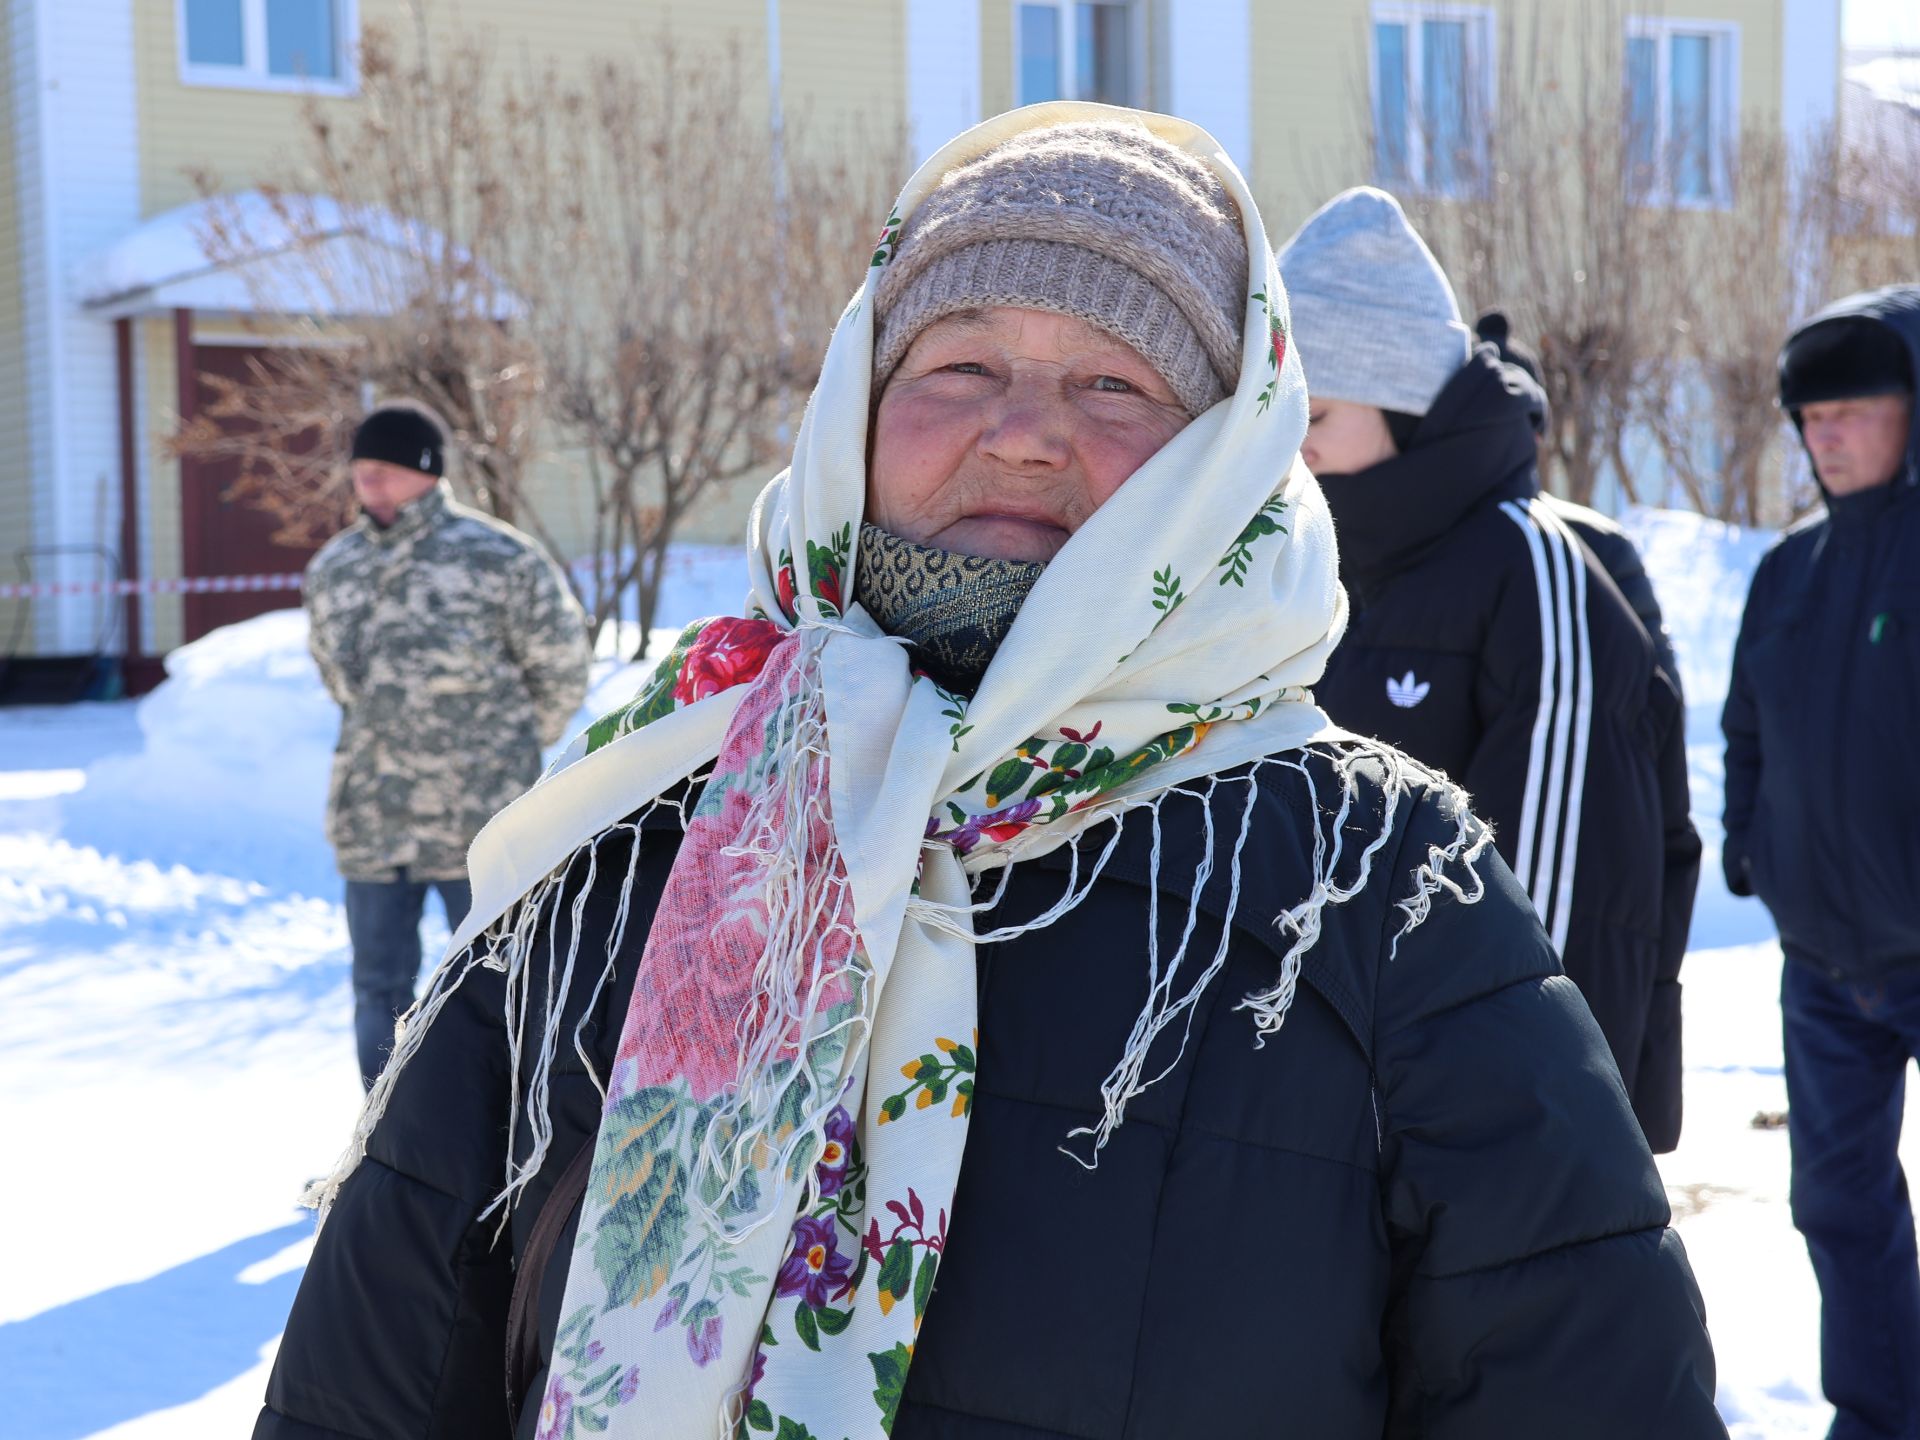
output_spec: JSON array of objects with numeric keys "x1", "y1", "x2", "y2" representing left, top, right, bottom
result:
[{"x1": 178, "y1": 342, "x2": 326, "y2": 643}]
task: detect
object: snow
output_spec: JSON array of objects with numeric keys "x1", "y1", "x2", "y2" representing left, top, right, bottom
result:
[
  {"x1": 0, "y1": 516, "x2": 1911, "y2": 1435},
  {"x1": 1847, "y1": 54, "x2": 1920, "y2": 110}
]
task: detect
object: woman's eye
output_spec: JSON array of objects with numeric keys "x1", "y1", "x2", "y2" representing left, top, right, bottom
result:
[
  {"x1": 1092, "y1": 375, "x2": 1134, "y2": 393},
  {"x1": 945, "y1": 361, "x2": 987, "y2": 376}
]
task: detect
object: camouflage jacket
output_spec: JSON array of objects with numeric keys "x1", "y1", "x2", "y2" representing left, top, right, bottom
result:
[{"x1": 304, "y1": 482, "x2": 591, "y2": 881}]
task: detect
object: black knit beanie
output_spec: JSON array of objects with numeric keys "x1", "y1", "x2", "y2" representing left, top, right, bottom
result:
[{"x1": 350, "y1": 405, "x2": 446, "y2": 478}]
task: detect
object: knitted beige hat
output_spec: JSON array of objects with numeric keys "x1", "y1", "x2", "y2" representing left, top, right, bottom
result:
[{"x1": 872, "y1": 120, "x2": 1249, "y2": 417}]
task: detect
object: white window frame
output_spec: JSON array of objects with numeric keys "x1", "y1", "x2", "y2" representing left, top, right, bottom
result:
[
  {"x1": 1011, "y1": 0, "x2": 1144, "y2": 109},
  {"x1": 1369, "y1": 3, "x2": 1497, "y2": 198},
  {"x1": 177, "y1": 0, "x2": 360, "y2": 96},
  {"x1": 1624, "y1": 16, "x2": 1741, "y2": 210}
]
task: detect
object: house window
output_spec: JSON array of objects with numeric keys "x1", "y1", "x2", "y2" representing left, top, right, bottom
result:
[
  {"x1": 1015, "y1": 1, "x2": 1134, "y2": 107},
  {"x1": 1371, "y1": 6, "x2": 1495, "y2": 197},
  {"x1": 1625, "y1": 20, "x2": 1739, "y2": 206},
  {"x1": 180, "y1": 0, "x2": 356, "y2": 92}
]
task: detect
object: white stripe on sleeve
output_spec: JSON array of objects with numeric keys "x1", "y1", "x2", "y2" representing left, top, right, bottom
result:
[
  {"x1": 1533, "y1": 500, "x2": 1595, "y2": 954},
  {"x1": 1498, "y1": 499, "x2": 1562, "y2": 927}
]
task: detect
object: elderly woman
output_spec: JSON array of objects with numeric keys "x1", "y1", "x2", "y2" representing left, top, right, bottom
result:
[{"x1": 257, "y1": 108, "x2": 1725, "y2": 1440}]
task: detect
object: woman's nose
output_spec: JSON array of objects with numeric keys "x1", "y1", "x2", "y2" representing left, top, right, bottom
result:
[{"x1": 978, "y1": 397, "x2": 1071, "y2": 470}]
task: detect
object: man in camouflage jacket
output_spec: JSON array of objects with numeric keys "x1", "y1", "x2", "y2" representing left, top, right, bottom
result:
[{"x1": 305, "y1": 404, "x2": 591, "y2": 1086}]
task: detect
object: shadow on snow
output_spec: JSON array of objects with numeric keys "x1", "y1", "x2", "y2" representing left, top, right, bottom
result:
[{"x1": 0, "y1": 1218, "x2": 312, "y2": 1437}]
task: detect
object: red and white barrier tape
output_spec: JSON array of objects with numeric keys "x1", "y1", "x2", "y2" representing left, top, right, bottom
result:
[{"x1": 0, "y1": 574, "x2": 305, "y2": 600}]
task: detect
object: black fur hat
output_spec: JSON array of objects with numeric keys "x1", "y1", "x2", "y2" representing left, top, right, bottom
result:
[{"x1": 1778, "y1": 317, "x2": 1914, "y2": 413}]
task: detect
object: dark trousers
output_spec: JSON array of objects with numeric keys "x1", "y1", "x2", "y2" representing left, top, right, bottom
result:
[
  {"x1": 345, "y1": 869, "x2": 472, "y2": 1089},
  {"x1": 1784, "y1": 959, "x2": 1920, "y2": 1440}
]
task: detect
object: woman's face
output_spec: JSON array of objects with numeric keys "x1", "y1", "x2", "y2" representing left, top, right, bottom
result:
[
  {"x1": 1301, "y1": 397, "x2": 1397, "y2": 477},
  {"x1": 868, "y1": 307, "x2": 1191, "y2": 563}
]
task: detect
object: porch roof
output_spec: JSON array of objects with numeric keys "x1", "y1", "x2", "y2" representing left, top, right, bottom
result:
[{"x1": 75, "y1": 191, "x2": 518, "y2": 321}]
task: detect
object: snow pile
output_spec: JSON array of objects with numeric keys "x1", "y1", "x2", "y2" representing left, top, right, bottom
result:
[
  {"x1": 1620, "y1": 507, "x2": 1782, "y2": 950},
  {"x1": 63, "y1": 610, "x2": 342, "y2": 895},
  {"x1": 569, "y1": 543, "x2": 752, "y2": 634},
  {"x1": 57, "y1": 551, "x2": 744, "y2": 898},
  {"x1": 1847, "y1": 54, "x2": 1920, "y2": 110}
]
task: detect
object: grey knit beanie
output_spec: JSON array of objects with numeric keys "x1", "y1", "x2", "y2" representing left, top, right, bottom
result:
[
  {"x1": 1276, "y1": 186, "x2": 1472, "y2": 416},
  {"x1": 872, "y1": 121, "x2": 1249, "y2": 417}
]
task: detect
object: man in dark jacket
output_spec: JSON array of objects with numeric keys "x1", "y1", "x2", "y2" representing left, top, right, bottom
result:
[
  {"x1": 1280, "y1": 189, "x2": 1694, "y2": 1151},
  {"x1": 1723, "y1": 282, "x2": 1920, "y2": 1440}
]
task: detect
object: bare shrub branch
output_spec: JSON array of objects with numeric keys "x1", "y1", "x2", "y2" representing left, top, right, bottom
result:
[{"x1": 173, "y1": 8, "x2": 901, "y2": 653}]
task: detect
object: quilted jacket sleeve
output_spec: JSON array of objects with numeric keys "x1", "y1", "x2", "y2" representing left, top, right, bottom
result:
[
  {"x1": 506, "y1": 544, "x2": 591, "y2": 748},
  {"x1": 253, "y1": 955, "x2": 517, "y2": 1440},
  {"x1": 1375, "y1": 788, "x2": 1725, "y2": 1439},
  {"x1": 1577, "y1": 520, "x2": 1683, "y2": 693},
  {"x1": 1636, "y1": 662, "x2": 1701, "y2": 1153},
  {"x1": 1720, "y1": 554, "x2": 1774, "y2": 899},
  {"x1": 303, "y1": 547, "x2": 360, "y2": 710}
]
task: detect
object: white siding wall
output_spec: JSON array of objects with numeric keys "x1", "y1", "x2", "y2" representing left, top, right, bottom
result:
[
  {"x1": 20, "y1": 0, "x2": 141, "y2": 653},
  {"x1": 1165, "y1": 0, "x2": 1251, "y2": 177},
  {"x1": 907, "y1": 0, "x2": 981, "y2": 165},
  {"x1": 10, "y1": 0, "x2": 51, "y2": 647},
  {"x1": 1781, "y1": 0, "x2": 1840, "y2": 143}
]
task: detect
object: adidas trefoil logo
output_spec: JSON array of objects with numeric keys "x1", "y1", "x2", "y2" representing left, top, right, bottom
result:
[{"x1": 1386, "y1": 670, "x2": 1431, "y2": 709}]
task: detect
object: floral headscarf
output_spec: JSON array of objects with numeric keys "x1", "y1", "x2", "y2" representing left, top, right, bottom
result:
[{"x1": 319, "y1": 103, "x2": 1478, "y2": 1440}]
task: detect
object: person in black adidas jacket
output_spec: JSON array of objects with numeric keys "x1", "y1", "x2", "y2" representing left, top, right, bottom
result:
[
  {"x1": 1723, "y1": 283, "x2": 1920, "y2": 1440},
  {"x1": 1278, "y1": 188, "x2": 1690, "y2": 1151},
  {"x1": 1474, "y1": 309, "x2": 1703, "y2": 1150}
]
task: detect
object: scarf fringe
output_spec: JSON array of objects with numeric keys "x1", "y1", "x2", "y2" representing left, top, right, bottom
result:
[
  {"x1": 693, "y1": 631, "x2": 876, "y2": 1244},
  {"x1": 909, "y1": 740, "x2": 1489, "y2": 1171},
  {"x1": 303, "y1": 787, "x2": 693, "y2": 1230},
  {"x1": 306, "y1": 736, "x2": 1488, "y2": 1229}
]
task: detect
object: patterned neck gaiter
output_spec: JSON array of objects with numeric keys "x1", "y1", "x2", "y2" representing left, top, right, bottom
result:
[{"x1": 854, "y1": 524, "x2": 1047, "y2": 694}]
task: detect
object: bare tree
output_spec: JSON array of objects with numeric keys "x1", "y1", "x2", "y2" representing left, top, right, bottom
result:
[
  {"x1": 1643, "y1": 125, "x2": 1843, "y2": 526},
  {"x1": 1356, "y1": 2, "x2": 1694, "y2": 507},
  {"x1": 497, "y1": 41, "x2": 900, "y2": 652},
  {"x1": 174, "y1": 19, "x2": 543, "y2": 550},
  {"x1": 1836, "y1": 67, "x2": 1920, "y2": 293},
  {"x1": 1651, "y1": 73, "x2": 1920, "y2": 528},
  {"x1": 174, "y1": 11, "x2": 900, "y2": 649}
]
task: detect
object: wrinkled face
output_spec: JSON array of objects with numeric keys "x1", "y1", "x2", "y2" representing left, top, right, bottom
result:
[
  {"x1": 867, "y1": 307, "x2": 1191, "y2": 563},
  {"x1": 1799, "y1": 395, "x2": 1911, "y2": 497},
  {"x1": 1301, "y1": 397, "x2": 1398, "y2": 477},
  {"x1": 350, "y1": 459, "x2": 439, "y2": 527}
]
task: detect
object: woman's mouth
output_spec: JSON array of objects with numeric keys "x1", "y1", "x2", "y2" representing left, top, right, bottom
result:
[{"x1": 938, "y1": 513, "x2": 1071, "y2": 561}]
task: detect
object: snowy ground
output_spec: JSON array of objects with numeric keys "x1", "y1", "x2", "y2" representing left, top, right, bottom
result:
[{"x1": 1, "y1": 519, "x2": 1913, "y2": 1436}]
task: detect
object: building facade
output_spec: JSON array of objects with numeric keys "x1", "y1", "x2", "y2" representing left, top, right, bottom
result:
[{"x1": 0, "y1": 0, "x2": 1840, "y2": 682}]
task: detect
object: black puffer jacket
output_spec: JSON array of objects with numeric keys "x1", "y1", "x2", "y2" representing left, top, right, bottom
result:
[
  {"x1": 1546, "y1": 496, "x2": 1684, "y2": 691},
  {"x1": 257, "y1": 752, "x2": 1724, "y2": 1439},
  {"x1": 1722, "y1": 285, "x2": 1920, "y2": 977},
  {"x1": 1542, "y1": 496, "x2": 1700, "y2": 1149},
  {"x1": 1315, "y1": 349, "x2": 1693, "y2": 1151}
]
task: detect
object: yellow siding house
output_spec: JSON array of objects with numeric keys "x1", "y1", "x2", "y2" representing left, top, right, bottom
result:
[{"x1": 0, "y1": 0, "x2": 1839, "y2": 684}]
